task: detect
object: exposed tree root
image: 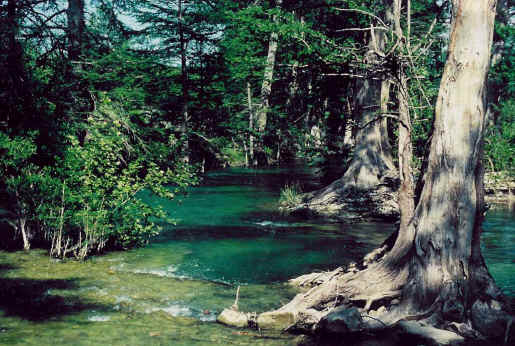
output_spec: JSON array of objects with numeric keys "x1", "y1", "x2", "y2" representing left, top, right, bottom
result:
[
  {"x1": 288, "y1": 169, "x2": 400, "y2": 222},
  {"x1": 218, "y1": 237, "x2": 514, "y2": 344}
]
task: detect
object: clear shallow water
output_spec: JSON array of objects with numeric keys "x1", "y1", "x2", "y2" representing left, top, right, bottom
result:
[
  {"x1": 481, "y1": 204, "x2": 515, "y2": 296},
  {"x1": 0, "y1": 166, "x2": 513, "y2": 345}
]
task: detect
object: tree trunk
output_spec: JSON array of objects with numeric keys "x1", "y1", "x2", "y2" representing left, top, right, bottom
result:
[
  {"x1": 220, "y1": 0, "x2": 512, "y2": 341},
  {"x1": 66, "y1": 0, "x2": 91, "y2": 145},
  {"x1": 19, "y1": 217, "x2": 30, "y2": 251},
  {"x1": 67, "y1": 0, "x2": 85, "y2": 61},
  {"x1": 399, "y1": 0, "x2": 504, "y2": 328},
  {"x1": 394, "y1": 0, "x2": 415, "y2": 231},
  {"x1": 290, "y1": 9, "x2": 398, "y2": 221},
  {"x1": 253, "y1": 0, "x2": 282, "y2": 166},
  {"x1": 178, "y1": 0, "x2": 190, "y2": 163},
  {"x1": 485, "y1": 0, "x2": 507, "y2": 128},
  {"x1": 247, "y1": 82, "x2": 254, "y2": 166}
]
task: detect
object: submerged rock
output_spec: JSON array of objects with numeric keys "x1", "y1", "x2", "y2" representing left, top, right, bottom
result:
[{"x1": 318, "y1": 307, "x2": 364, "y2": 334}]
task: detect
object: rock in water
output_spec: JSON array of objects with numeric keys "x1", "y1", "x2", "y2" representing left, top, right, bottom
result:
[
  {"x1": 257, "y1": 311, "x2": 295, "y2": 330},
  {"x1": 318, "y1": 307, "x2": 364, "y2": 334},
  {"x1": 217, "y1": 309, "x2": 248, "y2": 328}
]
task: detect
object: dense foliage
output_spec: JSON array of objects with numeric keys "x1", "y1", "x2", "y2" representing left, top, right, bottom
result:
[{"x1": 0, "y1": 0, "x2": 513, "y2": 257}]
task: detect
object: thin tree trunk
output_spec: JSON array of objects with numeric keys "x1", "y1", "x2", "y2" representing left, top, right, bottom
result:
[
  {"x1": 178, "y1": 0, "x2": 190, "y2": 163},
  {"x1": 485, "y1": 0, "x2": 508, "y2": 129},
  {"x1": 254, "y1": 0, "x2": 282, "y2": 166},
  {"x1": 3, "y1": 0, "x2": 25, "y2": 129},
  {"x1": 19, "y1": 217, "x2": 30, "y2": 251},
  {"x1": 285, "y1": 16, "x2": 303, "y2": 114},
  {"x1": 394, "y1": 0, "x2": 415, "y2": 232},
  {"x1": 67, "y1": 0, "x2": 85, "y2": 61},
  {"x1": 67, "y1": 0, "x2": 91, "y2": 145},
  {"x1": 379, "y1": 79, "x2": 391, "y2": 155},
  {"x1": 247, "y1": 82, "x2": 254, "y2": 166}
]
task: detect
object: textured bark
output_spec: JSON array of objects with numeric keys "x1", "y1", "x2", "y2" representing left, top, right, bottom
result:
[
  {"x1": 394, "y1": 0, "x2": 415, "y2": 232},
  {"x1": 289, "y1": 6, "x2": 398, "y2": 221},
  {"x1": 401, "y1": 0, "x2": 501, "y2": 317},
  {"x1": 220, "y1": 0, "x2": 512, "y2": 341}
]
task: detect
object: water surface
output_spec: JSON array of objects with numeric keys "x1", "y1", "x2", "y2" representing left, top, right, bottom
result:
[{"x1": 0, "y1": 166, "x2": 513, "y2": 345}]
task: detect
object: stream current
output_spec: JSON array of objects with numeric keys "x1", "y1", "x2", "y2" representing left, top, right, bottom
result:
[{"x1": 0, "y1": 166, "x2": 513, "y2": 345}]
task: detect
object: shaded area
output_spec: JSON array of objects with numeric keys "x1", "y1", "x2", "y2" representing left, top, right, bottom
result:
[{"x1": 0, "y1": 264, "x2": 108, "y2": 321}]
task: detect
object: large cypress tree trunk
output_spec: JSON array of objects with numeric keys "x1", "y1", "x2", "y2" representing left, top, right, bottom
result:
[
  {"x1": 289, "y1": 5, "x2": 398, "y2": 221},
  {"x1": 398, "y1": 0, "x2": 503, "y2": 326}
]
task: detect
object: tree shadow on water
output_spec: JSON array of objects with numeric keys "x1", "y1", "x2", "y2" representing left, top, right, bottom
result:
[{"x1": 0, "y1": 263, "x2": 108, "y2": 321}]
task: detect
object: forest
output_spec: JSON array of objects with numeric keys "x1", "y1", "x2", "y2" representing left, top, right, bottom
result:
[{"x1": 0, "y1": 0, "x2": 514, "y2": 345}]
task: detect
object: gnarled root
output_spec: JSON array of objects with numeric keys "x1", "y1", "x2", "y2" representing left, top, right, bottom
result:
[
  {"x1": 287, "y1": 169, "x2": 400, "y2": 222},
  {"x1": 217, "y1": 238, "x2": 514, "y2": 344}
]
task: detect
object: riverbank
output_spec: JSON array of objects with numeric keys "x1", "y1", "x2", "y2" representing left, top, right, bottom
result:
[{"x1": 485, "y1": 171, "x2": 515, "y2": 204}]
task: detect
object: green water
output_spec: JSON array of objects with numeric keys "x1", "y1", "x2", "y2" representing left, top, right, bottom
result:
[{"x1": 0, "y1": 167, "x2": 513, "y2": 345}]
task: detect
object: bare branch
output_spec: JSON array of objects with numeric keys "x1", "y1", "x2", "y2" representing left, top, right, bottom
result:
[{"x1": 334, "y1": 8, "x2": 388, "y2": 28}]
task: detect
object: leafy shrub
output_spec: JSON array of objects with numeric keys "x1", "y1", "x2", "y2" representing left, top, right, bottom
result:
[{"x1": 0, "y1": 99, "x2": 195, "y2": 259}]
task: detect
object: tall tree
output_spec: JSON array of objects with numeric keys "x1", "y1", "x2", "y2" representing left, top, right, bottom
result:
[
  {"x1": 67, "y1": 0, "x2": 85, "y2": 61},
  {"x1": 288, "y1": 1, "x2": 398, "y2": 221},
  {"x1": 393, "y1": 0, "x2": 415, "y2": 232},
  {"x1": 253, "y1": 0, "x2": 283, "y2": 166},
  {"x1": 177, "y1": 0, "x2": 190, "y2": 163},
  {"x1": 0, "y1": 0, "x2": 31, "y2": 131},
  {"x1": 131, "y1": 0, "x2": 221, "y2": 163},
  {"x1": 222, "y1": 0, "x2": 512, "y2": 340}
]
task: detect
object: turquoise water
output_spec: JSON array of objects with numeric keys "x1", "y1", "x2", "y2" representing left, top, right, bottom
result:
[
  {"x1": 0, "y1": 166, "x2": 513, "y2": 345},
  {"x1": 481, "y1": 205, "x2": 515, "y2": 296}
]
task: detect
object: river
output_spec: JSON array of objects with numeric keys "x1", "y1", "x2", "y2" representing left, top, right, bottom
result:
[{"x1": 0, "y1": 166, "x2": 513, "y2": 345}]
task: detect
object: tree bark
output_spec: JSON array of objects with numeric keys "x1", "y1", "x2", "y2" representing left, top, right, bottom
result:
[
  {"x1": 401, "y1": 0, "x2": 501, "y2": 320},
  {"x1": 19, "y1": 217, "x2": 30, "y2": 251},
  {"x1": 253, "y1": 0, "x2": 282, "y2": 166},
  {"x1": 178, "y1": 0, "x2": 190, "y2": 163},
  {"x1": 290, "y1": 4, "x2": 398, "y2": 221},
  {"x1": 393, "y1": 0, "x2": 415, "y2": 232}
]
